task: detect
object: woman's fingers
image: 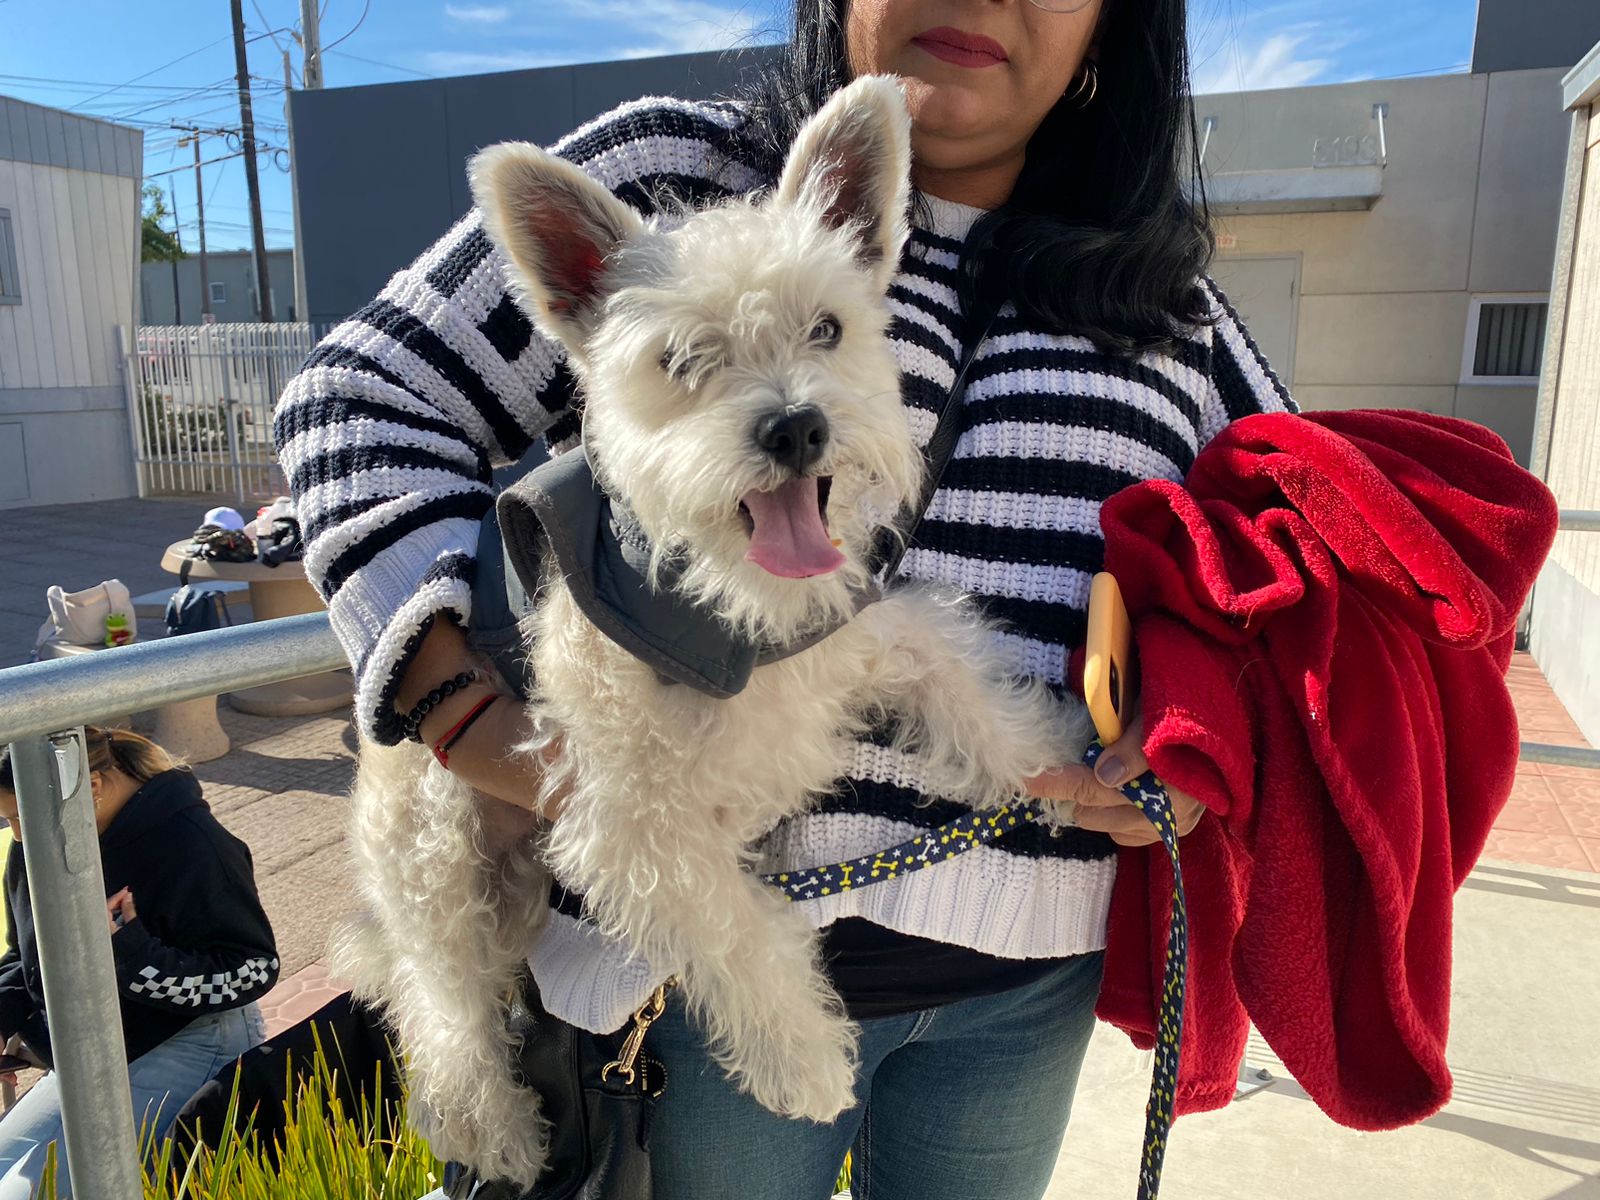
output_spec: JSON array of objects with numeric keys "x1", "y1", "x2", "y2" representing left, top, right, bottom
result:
[{"x1": 1090, "y1": 714, "x2": 1149, "y2": 790}]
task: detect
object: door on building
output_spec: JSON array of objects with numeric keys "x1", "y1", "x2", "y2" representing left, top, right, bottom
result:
[{"x1": 1207, "y1": 255, "x2": 1300, "y2": 385}]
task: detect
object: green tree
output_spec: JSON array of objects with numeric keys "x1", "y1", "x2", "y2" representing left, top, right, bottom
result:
[{"x1": 141, "y1": 184, "x2": 184, "y2": 264}]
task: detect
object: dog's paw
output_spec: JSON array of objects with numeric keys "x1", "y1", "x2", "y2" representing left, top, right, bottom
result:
[
  {"x1": 744, "y1": 1036, "x2": 858, "y2": 1122},
  {"x1": 733, "y1": 1006, "x2": 859, "y2": 1122}
]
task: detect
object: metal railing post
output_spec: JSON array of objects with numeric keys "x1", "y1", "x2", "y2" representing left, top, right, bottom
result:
[{"x1": 7, "y1": 731, "x2": 142, "y2": 1196}]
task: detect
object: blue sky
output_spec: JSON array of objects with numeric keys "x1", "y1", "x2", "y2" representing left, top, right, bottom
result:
[{"x1": 1, "y1": 0, "x2": 1478, "y2": 252}]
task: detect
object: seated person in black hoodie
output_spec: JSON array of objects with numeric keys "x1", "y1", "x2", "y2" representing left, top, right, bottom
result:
[{"x1": 0, "y1": 727, "x2": 278, "y2": 1197}]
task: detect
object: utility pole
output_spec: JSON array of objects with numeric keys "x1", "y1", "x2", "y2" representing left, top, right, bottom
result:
[
  {"x1": 298, "y1": 0, "x2": 323, "y2": 89},
  {"x1": 188, "y1": 134, "x2": 213, "y2": 321},
  {"x1": 230, "y1": 0, "x2": 274, "y2": 322},
  {"x1": 284, "y1": 49, "x2": 307, "y2": 323},
  {"x1": 166, "y1": 183, "x2": 183, "y2": 324}
]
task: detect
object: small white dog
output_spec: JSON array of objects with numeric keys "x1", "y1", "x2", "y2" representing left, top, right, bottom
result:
[{"x1": 337, "y1": 76, "x2": 1090, "y2": 1186}]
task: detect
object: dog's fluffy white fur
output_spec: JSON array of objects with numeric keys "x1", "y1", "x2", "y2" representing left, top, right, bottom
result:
[{"x1": 336, "y1": 77, "x2": 1091, "y2": 1185}]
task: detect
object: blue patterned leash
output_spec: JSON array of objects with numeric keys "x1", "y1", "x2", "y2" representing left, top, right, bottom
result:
[{"x1": 759, "y1": 741, "x2": 1187, "y2": 1200}]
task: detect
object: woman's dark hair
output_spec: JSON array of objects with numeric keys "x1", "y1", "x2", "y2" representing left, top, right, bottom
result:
[{"x1": 726, "y1": 0, "x2": 1215, "y2": 355}]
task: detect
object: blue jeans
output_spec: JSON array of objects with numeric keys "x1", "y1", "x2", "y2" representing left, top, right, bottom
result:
[
  {"x1": 424, "y1": 953, "x2": 1103, "y2": 1200},
  {"x1": 0, "y1": 1003, "x2": 266, "y2": 1199},
  {"x1": 644, "y1": 951, "x2": 1104, "y2": 1199}
]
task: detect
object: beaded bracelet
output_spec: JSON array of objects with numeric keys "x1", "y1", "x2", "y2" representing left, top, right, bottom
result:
[{"x1": 401, "y1": 669, "x2": 481, "y2": 742}]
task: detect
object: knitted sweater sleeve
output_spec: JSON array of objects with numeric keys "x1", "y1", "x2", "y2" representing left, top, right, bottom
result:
[
  {"x1": 1196, "y1": 276, "x2": 1299, "y2": 446},
  {"x1": 273, "y1": 97, "x2": 751, "y2": 743}
]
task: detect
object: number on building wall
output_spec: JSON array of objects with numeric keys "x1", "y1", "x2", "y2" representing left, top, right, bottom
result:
[{"x1": 1312, "y1": 135, "x2": 1381, "y2": 168}]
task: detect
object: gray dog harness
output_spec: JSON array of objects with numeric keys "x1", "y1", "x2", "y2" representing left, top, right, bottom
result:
[{"x1": 486, "y1": 448, "x2": 876, "y2": 699}]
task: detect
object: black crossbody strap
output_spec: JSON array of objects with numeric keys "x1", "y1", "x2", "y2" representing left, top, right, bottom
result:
[{"x1": 874, "y1": 304, "x2": 1002, "y2": 581}]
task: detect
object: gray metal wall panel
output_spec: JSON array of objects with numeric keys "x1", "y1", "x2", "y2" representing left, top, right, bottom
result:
[
  {"x1": 5, "y1": 102, "x2": 29, "y2": 163},
  {"x1": 441, "y1": 67, "x2": 577, "y2": 216},
  {"x1": 113, "y1": 129, "x2": 134, "y2": 177},
  {"x1": 569, "y1": 50, "x2": 770, "y2": 121},
  {"x1": 0, "y1": 95, "x2": 141, "y2": 177},
  {"x1": 43, "y1": 109, "x2": 68, "y2": 168},
  {"x1": 1472, "y1": 0, "x2": 1600, "y2": 73},
  {"x1": 25, "y1": 105, "x2": 48, "y2": 166},
  {"x1": 83, "y1": 123, "x2": 105, "y2": 174},
  {"x1": 290, "y1": 47, "x2": 777, "y2": 325},
  {"x1": 62, "y1": 116, "x2": 85, "y2": 172},
  {"x1": 290, "y1": 78, "x2": 455, "y2": 327}
]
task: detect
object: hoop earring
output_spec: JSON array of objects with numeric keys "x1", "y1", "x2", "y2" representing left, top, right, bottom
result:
[{"x1": 1065, "y1": 60, "x2": 1099, "y2": 108}]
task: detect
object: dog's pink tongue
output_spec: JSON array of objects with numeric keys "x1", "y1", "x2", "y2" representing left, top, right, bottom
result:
[{"x1": 742, "y1": 477, "x2": 844, "y2": 578}]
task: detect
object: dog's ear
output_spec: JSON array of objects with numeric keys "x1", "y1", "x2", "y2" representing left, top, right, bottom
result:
[
  {"x1": 776, "y1": 75, "x2": 911, "y2": 289},
  {"x1": 469, "y1": 143, "x2": 644, "y2": 348}
]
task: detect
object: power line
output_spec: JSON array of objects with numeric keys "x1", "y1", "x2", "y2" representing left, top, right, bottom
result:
[
  {"x1": 326, "y1": 48, "x2": 436, "y2": 79},
  {"x1": 0, "y1": 72, "x2": 237, "y2": 94},
  {"x1": 249, "y1": 0, "x2": 289, "y2": 55},
  {"x1": 321, "y1": 0, "x2": 370, "y2": 52},
  {"x1": 74, "y1": 32, "x2": 240, "y2": 108}
]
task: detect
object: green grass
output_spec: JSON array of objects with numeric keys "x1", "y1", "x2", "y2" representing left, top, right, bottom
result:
[{"x1": 34, "y1": 1028, "x2": 442, "y2": 1199}]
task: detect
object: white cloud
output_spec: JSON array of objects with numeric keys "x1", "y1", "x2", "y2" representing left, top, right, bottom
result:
[
  {"x1": 1192, "y1": 31, "x2": 1334, "y2": 95},
  {"x1": 560, "y1": 0, "x2": 770, "y2": 56},
  {"x1": 445, "y1": 3, "x2": 512, "y2": 24},
  {"x1": 422, "y1": 49, "x2": 567, "y2": 73}
]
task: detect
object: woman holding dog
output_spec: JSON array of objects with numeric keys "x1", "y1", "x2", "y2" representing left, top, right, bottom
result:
[{"x1": 278, "y1": 0, "x2": 1291, "y2": 1196}]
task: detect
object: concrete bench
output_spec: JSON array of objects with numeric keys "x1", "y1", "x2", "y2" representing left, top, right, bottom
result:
[
  {"x1": 35, "y1": 640, "x2": 230, "y2": 763},
  {"x1": 131, "y1": 581, "x2": 250, "y2": 622}
]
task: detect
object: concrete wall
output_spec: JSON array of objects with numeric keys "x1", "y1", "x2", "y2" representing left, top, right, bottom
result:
[
  {"x1": 1529, "y1": 50, "x2": 1600, "y2": 747},
  {"x1": 140, "y1": 249, "x2": 297, "y2": 325},
  {"x1": 1196, "y1": 68, "x2": 1572, "y2": 464},
  {"x1": 1472, "y1": 0, "x2": 1600, "y2": 74},
  {"x1": 0, "y1": 96, "x2": 141, "y2": 507},
  {"x1": 289, "y1": 47, "x2": 779, "y2": 327}
]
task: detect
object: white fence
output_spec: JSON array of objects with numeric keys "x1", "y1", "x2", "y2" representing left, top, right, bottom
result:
[{"x1": 122, "y1": 322, "x2": 325, "y2": 499}]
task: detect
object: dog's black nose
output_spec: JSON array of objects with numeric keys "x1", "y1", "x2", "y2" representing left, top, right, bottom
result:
[{"x1": 754, "y1": 406, "x2": 829, "y2": 474}]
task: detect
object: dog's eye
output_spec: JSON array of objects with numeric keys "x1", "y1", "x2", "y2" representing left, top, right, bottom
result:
[
  {"x1": 809, "y1": 314, "x2": 842, "y2": 350},
  {"x1": 659, "y1": 347, "x2": 693, "y2": 384},
  {"x1": 659, "y1": 344, "x2": 718, "y2": 388}
]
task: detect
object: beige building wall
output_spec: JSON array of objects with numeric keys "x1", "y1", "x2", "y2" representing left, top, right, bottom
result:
[
  {"x1": 1195, "y1": 68, "x2": 1571, "y2": 464},
  {"x1": 1529, "y1": 51, "x2": 1600, "y2": 746}
]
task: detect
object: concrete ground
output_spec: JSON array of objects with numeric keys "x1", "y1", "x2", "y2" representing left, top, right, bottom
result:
[
  {"x1": 2, "y1": 497, "x2": 1598, "y2": 1196},
  {"x1": 1049, "y1": 859, "x2": 1600, "y2": 1200},
  {"x1": 0, "y1": 496, "x2": 263, "y2": 668}
]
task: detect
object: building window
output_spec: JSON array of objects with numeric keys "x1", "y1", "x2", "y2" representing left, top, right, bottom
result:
[
  {"x1": 0, "y1": 209, "x2": 21, "y2": 305},
  {"x1": 210, "y1": 281, "x2": 227, "y2": 305},
  {"x1": 1462, "y1": 296, "x2": 1548, "y2": 384}
]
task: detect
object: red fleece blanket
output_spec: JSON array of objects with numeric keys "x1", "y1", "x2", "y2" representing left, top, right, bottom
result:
[{"x1": 1093, "y1": 409, "x2": 1557, "y2": 1131}]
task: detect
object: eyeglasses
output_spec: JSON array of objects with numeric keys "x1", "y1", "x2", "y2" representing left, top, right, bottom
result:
[{"x1": 1025, "y1": 0, "x2": 1097, "y2": 11}]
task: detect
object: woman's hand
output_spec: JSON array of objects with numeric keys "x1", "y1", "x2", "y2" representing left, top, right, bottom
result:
[
  {"x1": 1025, "y1": 712, "x2": 1207, "y2": 847},
  {"x1": 398, "y1": 620, "x2": 568, "y2": 822},
  {"x1": 431, "y1": 696, "x2": 571, "y2": 824},
  {"x1": 106, "y1": 887, "x2": 136, "y2": 933}
]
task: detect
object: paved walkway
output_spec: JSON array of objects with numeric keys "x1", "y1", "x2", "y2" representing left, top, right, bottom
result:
[{"x1": 0, "y1": 496, "x2": 267, "y2": 668}]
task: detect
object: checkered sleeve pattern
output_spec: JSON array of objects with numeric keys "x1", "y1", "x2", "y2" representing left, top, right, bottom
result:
[
  {"x1": 126, "y1": 955, "x2": 279, "y2": 1009},
  {"x1": 112, "y1": 918, "x2": 280, "y2": 1014}
]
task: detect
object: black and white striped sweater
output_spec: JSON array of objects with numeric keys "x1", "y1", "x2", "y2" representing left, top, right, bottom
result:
[{"x1": 273, "y1": 94, "x2": 1295, "y2": 1032}]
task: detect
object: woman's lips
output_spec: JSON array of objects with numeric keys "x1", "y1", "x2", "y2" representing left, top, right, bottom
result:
[{"x1": 911, "y1": 26, "x2": 1008, "y2": 69}]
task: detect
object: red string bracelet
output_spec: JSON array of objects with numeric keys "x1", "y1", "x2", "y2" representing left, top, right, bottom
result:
[{"x1": 431, "y1": 694, "x2": 501, "y2": 768}]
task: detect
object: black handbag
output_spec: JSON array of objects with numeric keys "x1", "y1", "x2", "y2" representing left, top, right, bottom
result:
[{"x1": 443, "y1": 977, "x2": 671, "y2": 1200}]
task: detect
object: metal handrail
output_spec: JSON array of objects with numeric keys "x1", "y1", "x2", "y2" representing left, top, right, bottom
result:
[
  {"x1": 1557, "y1": 508, "x2": 1600, "y2": 533},
  {"x1": 0, "y1": 613, "x2": 343, "y2": 745}
]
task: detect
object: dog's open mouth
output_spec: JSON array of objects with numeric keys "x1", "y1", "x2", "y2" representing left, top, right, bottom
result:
[{"x1": 738, "y1": 476, "x2": 844, "y2": 578}]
